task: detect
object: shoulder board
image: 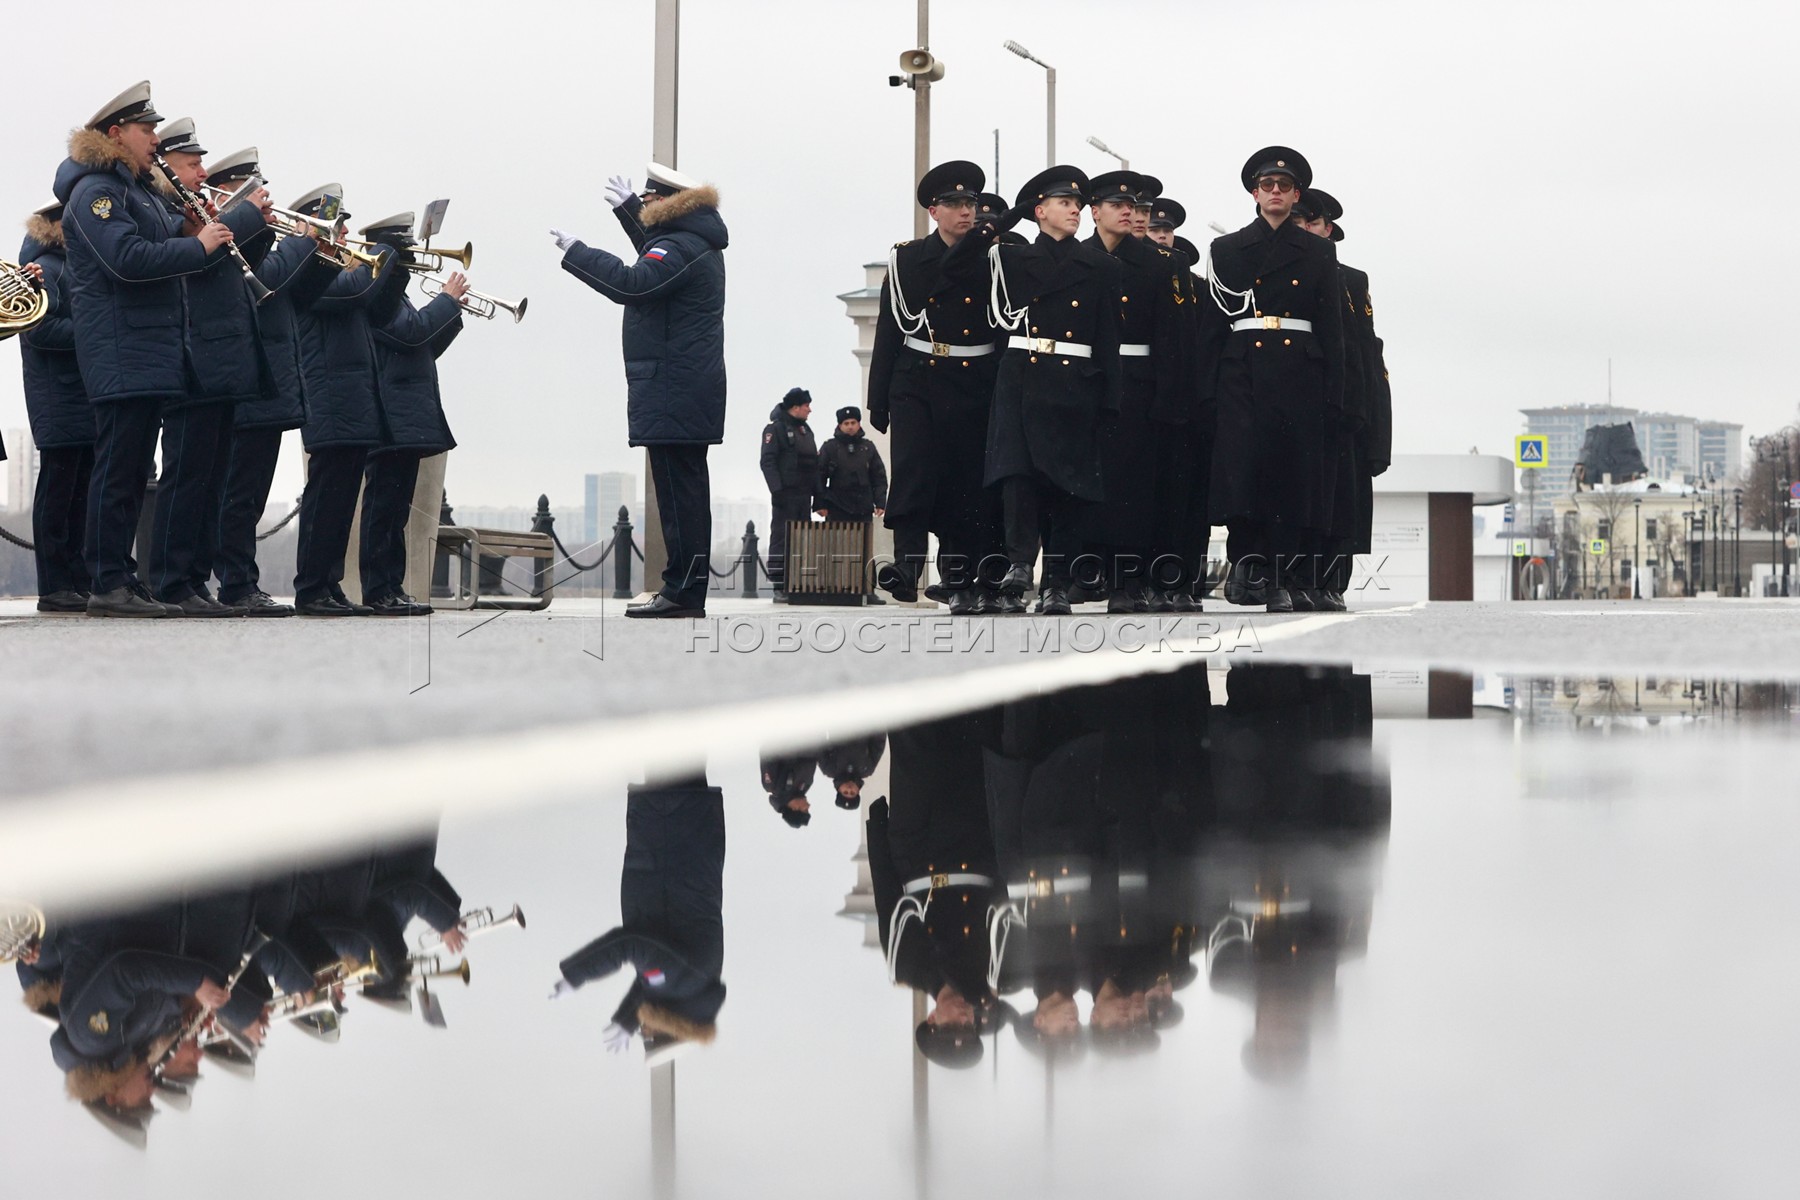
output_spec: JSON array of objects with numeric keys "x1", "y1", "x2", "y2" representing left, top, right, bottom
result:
[
  {"x1": 893, "y1": 240, "x2": 912, "y2": 249},
  {"x1": 1155, "y1": 246, "x2": 1172, "y2": 257}
]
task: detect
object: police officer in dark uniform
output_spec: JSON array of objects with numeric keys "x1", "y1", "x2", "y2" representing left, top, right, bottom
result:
[
  {"x1": 361, "y1": 210, "x2": 467, "y2": 616},
  {"x1": 814, "y1": 405, "x2": 888, "y2": 523},
  {"x1": 969, "y1": 166, "x2": 1123, "y2": 615},
  {"x1": 207, "y1": 147, "x2": 340, "y2": 616},
  {"x1": 149, "y1": 118, "x2": 277, "y2": 616},
  {"x1": 866, "y1": 161, "x2": 1008, "y2": 614},
  {"x1": 1084, "y1": 171, "x2": 1192, "y2": 612},
  {"x1": 55, "y1": 82, "x2": 239, "y2": 618},
  {"x1": 761, "y1": 750, "x2": 817, "y2": 828},
  {"x1": 1295, "y1": 189, "x2": 1392, "y2": 610},
  {"x1": 17, "y1": 200, "x2": 95, "y2": 612},
  {"x1": 760, "y1": 387, "x2": 818, "y2": 600},
  {"x1": 1199, "y1": 147, "x2": 1345, "y2": 613},
  {"x1": 816, "y1": 730, "x2": 885, "y2": 810},
  {"x1": 290, "y1": 184, "x2": 407, "y2": 616}
]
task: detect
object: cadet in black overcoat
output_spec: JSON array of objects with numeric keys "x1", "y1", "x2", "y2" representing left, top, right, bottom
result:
[
  {"x1": 760, "y1": 387, "x2": 818, "y2": 596},
  {"x1": 1149, "y1": 202, "x2": 1213, "y2": 611},
  {"x1": 1199, "y1": 148, "x2": 1346, "y2": 613},
  {"x1": 554, "y1": 775, "x2": 727, "y2": 1055},
  {"x1": 866, "y1": 162, "x2": 1006, "y2": 608},
  {"x1": 967, "y1": 167, "x2": 1123, "y2": 614},
  {"x1": 1084, "y1": 172, "x2": 1193, "y2": 611}
]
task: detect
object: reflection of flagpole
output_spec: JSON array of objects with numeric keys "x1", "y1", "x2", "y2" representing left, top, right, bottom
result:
[
  {"x1": 912, "y1": 989, "x2": 929, "y2": 1200},
  {"x1": 651, "y1": 1062, "x2": 676, "y2": 1200}
]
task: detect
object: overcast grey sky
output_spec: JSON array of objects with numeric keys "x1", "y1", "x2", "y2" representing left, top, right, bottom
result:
[{"x1": 4, "y1": 0, "x2": 1796, "y2": 522}]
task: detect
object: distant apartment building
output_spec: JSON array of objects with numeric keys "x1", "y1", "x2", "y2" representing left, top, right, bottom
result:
[
  {"x1": 584, "y1": 471, "x2": 638, "y2": 542},
  {"x1": 1520, "y1": 405, "x2": 1743, "y2": 493}
]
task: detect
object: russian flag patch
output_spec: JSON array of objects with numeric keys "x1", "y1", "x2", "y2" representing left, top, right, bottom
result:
[
  {"x1": 644, "y1": 969, "x2": 666, "y2": 987},
  {"x1": 644, "y1": 246, "x2": 668, "y2": 261}
]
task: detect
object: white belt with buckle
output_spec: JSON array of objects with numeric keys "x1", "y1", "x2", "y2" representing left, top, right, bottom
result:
[
  {"x1": 1119, "y1": 343, "x2": 1151, "y2": 357},
  {"x1": 904, "y1": 872, "x2": 996, "y2": 894},
  {"x1": 1231, "y1": 316, "x2": 1314, "y2": 333},
  {"x1": 1008, "y1": 874, "x2": 1093, "y2": 899},
  {"x1": 904, "y1": 335, "x2": 997, "y2": 358},
  {"x1": 1006, "y1": 336, "x2": 1094, "y2": 358}
]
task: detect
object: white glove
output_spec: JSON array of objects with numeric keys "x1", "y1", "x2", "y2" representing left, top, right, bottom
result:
[
  {"x1": 550, "y1": 228, "x2": 580, "y2": 252},
  {"x1": 602, "y1": 1022, "x2": 632, "y2": 1054},
  {"x1": 604, "y1": 177, "x2": 636, "y2": 209},
  {"x1": 548, "y1": 979, "x2": 579, "y2": 1001}
]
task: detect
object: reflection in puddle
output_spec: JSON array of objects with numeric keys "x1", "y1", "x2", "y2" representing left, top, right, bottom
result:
[{"x1": 8, "y1": 662, "x2": 1799, "y2": 1197}]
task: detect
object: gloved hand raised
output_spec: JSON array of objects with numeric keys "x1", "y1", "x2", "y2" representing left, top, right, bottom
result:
[
  {"x1": 548, "y1": 978, "x2": 579, "y2": 1001},
  {"x1": 549, "y1": 229, "x2": 580, "y2": 252},
  {"x1": 605, "y1": 177, "x2": 636, "y2": 209},
  {"x1": 602, "y1": 1022, "x2": 632, "y2": 1054}
]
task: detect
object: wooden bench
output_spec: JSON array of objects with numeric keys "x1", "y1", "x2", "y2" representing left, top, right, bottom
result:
[{"x1": 433, "y1": 526, "x2": 556, "y2": 611}]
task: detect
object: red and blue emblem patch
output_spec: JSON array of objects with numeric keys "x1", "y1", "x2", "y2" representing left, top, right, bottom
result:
[{"x1": 644, "y1": 969, "x2": 666, "y2": 987}]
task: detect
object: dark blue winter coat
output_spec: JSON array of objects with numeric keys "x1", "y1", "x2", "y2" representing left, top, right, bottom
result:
[
  {"x1": 295, "y1": 250, "x2": 406, "y2": 450},
  {"x1": 53, "y1": 129, "x2": 226, "y2": 404},
  {"x1": 170, "y1": 204, "x2": 276, "y2": 412},
  {"x1": 17, "y1": 219, "x2": 94, "y2": 449},
  {"x1": 371, "y1": 290, "x2": 462, "y2": 455},
  {"x1": 237, "y1": 232, "x2": 340, "y2": 431},
  {"x1": 561, "y1": 186, "x2": 727, "y2": 446}
]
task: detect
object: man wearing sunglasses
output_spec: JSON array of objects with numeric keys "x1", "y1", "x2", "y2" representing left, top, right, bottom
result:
[{"x1": 1198, "y1": 147, "x2": 1345, "y2": 614}]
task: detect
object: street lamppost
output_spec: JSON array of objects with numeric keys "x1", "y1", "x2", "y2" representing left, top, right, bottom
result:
[
  {"x1": 1633, "y1": 496, "x2": 1642, "y2": 599},
  {"x1": 1086, "y1": 135, "x2": 1127, "y2": 169},
  {"x1": 1003, "y1": 40, "x2": 1055, "y2": 167},
  {"x1": 1733, "y1": 486, "x2": 1743, "y2": 596}
]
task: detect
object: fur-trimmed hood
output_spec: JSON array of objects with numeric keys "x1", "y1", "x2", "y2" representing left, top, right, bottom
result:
[
  {"x1": 641, "y1": 185, "x2": 728, "y2": 251},
  {"x1": 643, "y1": 184, "x2": 719, "y2": 227},
  {"x1": 22, "y1": 979, "x2": 61, "y2": 1015},
  {"x1": 67, "y1": 127, "x2": 130, "y2": 170},
  {"x1": 24, "y1": 213, "x2": 64, "y2": 249},
  {"x1": 64, "y1": 1057, "x2": 145, "y2": 1103},
  {"x1": 638, "y1": 1002, "x2": 718, "y2": 1045}
]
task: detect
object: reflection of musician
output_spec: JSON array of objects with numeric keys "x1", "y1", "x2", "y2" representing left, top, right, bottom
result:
[
  {"x1": 871, "y1": 710, "x2": 1003, "y2": 1069},
  {"x1": 206, "y1": 146, "x2": 340, "y2": 617},
  {"x1": 552, "y1": 774, "x2": 727, "y2": 1062},
  {"x1": 147, "y1": 117, "x2": 275, "y2": 616},
  {"x1": 290, "y1": 184, "x2": 408, "y2": 616},
  {"x1": 1204, "y1": 664, "x2": 1390, "y2": 1081},
  {"x1": 358, "y1": 211, "x2": 467, "y2": 617}
]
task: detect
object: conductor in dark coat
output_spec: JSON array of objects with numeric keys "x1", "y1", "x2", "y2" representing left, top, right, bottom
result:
[
  {"x1": 1199, "y1": 148, "x2": 1346, "y2": 614},
  {"x1": 967, "y1": 167, "x2": 1123, "y2": 614},
  {"x1": 866, "y1": 161, "x2": 1005, "y2": 605},
  {"x1": 553, "y1": 775, "x2": 727, "y2": 1054},
  {"x1": 557, "y1": 163, "x2": 728, "y2": 618}
]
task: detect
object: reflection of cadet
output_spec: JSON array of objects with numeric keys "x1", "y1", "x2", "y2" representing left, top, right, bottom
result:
[
  {"x1": 871, "y1": 709, "x2": 1004, "y2": 1068},
  {"x1": 552, "y1": 774, "x2": 727, "y2": 1062},
  {"x1": 1204, "y1": 664, "x2": 1390, "y2": 1081},
  {"x1": 761, "y1": 751, "x2": 817, "y2": 828},
  {"x1": 760, "y1": 387, "x2": 818, "y2": 599},
  {"x1": 816, "y1": 731, "x2": 886, "y2": 810}
]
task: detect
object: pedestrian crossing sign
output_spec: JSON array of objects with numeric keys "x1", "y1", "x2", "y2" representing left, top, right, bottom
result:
[
  {"x1": 1515, "y1": 435, "x2": 1548, "y2": 467},
  {"x1": 1589, "y1": 538, "x2": 1608, "y2": 556},
  {"x1": 1512, "y1": 540, "x2": 1529, "y2": 557}
]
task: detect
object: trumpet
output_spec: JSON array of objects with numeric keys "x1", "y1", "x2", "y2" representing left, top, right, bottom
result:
[
  {"x1": 406, "y1": 954, "x2": 472, "y2": 986},
  {"x1": 271, "y1": 954, "x2": 382, "y2": 1020},
  {"x1": 416, "y1": 903, "x2": 526, "y2": 950},
  {"x1": 406, "y1": 239, "x2": 474, "y2": 273},
  {"x1": 419, "y1": 275, "x2": 529, "y2": 323},
  {"x1": 263, "y1": 205, "x2": 387, "y2": 277}
]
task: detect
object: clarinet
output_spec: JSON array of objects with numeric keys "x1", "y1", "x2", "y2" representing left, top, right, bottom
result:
[
  {"x1": 154, "y1": 930, "x2": 273, "y2": 1074},
  {"x1": 153, "y1": 154, "x2": 273, "y2": 304}
]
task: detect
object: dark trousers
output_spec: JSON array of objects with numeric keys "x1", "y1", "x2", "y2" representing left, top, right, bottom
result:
[
  {"x1": 1228, "y1": 521, "x2": 1305, "y2": 588},
  {"x1": 33, "y1": 445, "x2": 94, "y2": 595},
  {"x1": 214, "y1": 427, "x2": 285, "y2": 602},
  {"x1": 294, "y1": 446, "x2": 368, "y2": 604},
  {"x1": 1002, "y1": 476, "x2": 1088, "y2": 590},
  {"x1": 152, "y1": 402, "x2": 235, "y2": 601},
  {"x1": 647, "y1": 444, "x2": 711, "y2": 607},
  {"x1": 85, "y1": 398, "x2": 163, "y2": 594},
  {"x1": 360, "y1": 451, "x2": 423, "y2": 601},
  {"x1": 766, "y1": 489, "x2": 812, "y2": 590}
]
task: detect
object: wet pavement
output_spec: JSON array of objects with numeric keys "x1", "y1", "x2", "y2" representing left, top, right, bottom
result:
[{"x1": 5, "y1": 661, "x2": 1796, "y2": 1198}]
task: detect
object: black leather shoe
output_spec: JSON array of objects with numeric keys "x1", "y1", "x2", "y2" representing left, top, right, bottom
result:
[
  {"x1": 876, "y1": 564, "x2": 918, "y2": 603},
  {"x1": 923, "y1": 582, "x2": 953, "y2": 604},
  {"x1": 233, "y1": 591, "x2": 295, "y2": 617},
  {"x1": 1171, "y1": 592, "x2": 1200, "y2": 613},
  {"x1": 169, "y1": 593, "x2": 234, "y2": 617},
  {"x1": 1148, "y1": 588, "x2": 1177, "y2": 613},
  {"x1": 1265, "y1": 587, "x2": 1295, "y2": 613},
  {"x1": 1107, "y1": 589, "x2": 1137, "y2": 614},
  {"x1": 1320, "y1": 590, "x2": 1348, "y2": 612},
  {"x1": 1000, "y1": 564, "x2": 1033, "y2": 596},
  {"x1": 366, "y1": 591, "x2": 431, "y2": 617},
  {"x1": 36, "y1": 590, "x2": 89, "y2": 614},
  {"x1": 129, "y1": 581, "x2": 184, "y2": 616},
  {"x1": 87, "y1": 586, "x2": 171, "y2": 618},
  {"x1": 1039, "y1": 587, "x2": 1072, "y2": 616},
  {"x1": 1288, "y1": 588, "x2": 1318, "y2": 612},
  {"x1": 625, "y1": 594, "x2": 705, "y2": 619},
  {"x1": 989, "y1": 591, "x2": 1025, "y2": 615},
  {"x1": 329, "y1": 586, "x2": 374, "y2": 616},
  {"x1": 296, "y1": 595, "x2": 357, "y2": 617},
  {"x1": 864, "y1": 591, "x2": 887, "y2": 606},
  {"x1": 948, "y1": 589, "x2": 983, "y2": 615}
]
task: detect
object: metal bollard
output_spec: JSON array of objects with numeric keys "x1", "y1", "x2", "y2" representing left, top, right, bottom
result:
[
  {"x1": 611, "y1": 505, "x2": 635, "y2": 599},
  {"x1": 530, "y1": 495, "x2": 555, "y2": 599},
  {"x1": 740, "y1": 520, "x2": 760, "y2": 599}
]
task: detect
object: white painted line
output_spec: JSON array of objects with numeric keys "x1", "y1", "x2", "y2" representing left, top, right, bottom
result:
[{"x1": 0, "y1": 611, "x2": 1361, "y2": 908}]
